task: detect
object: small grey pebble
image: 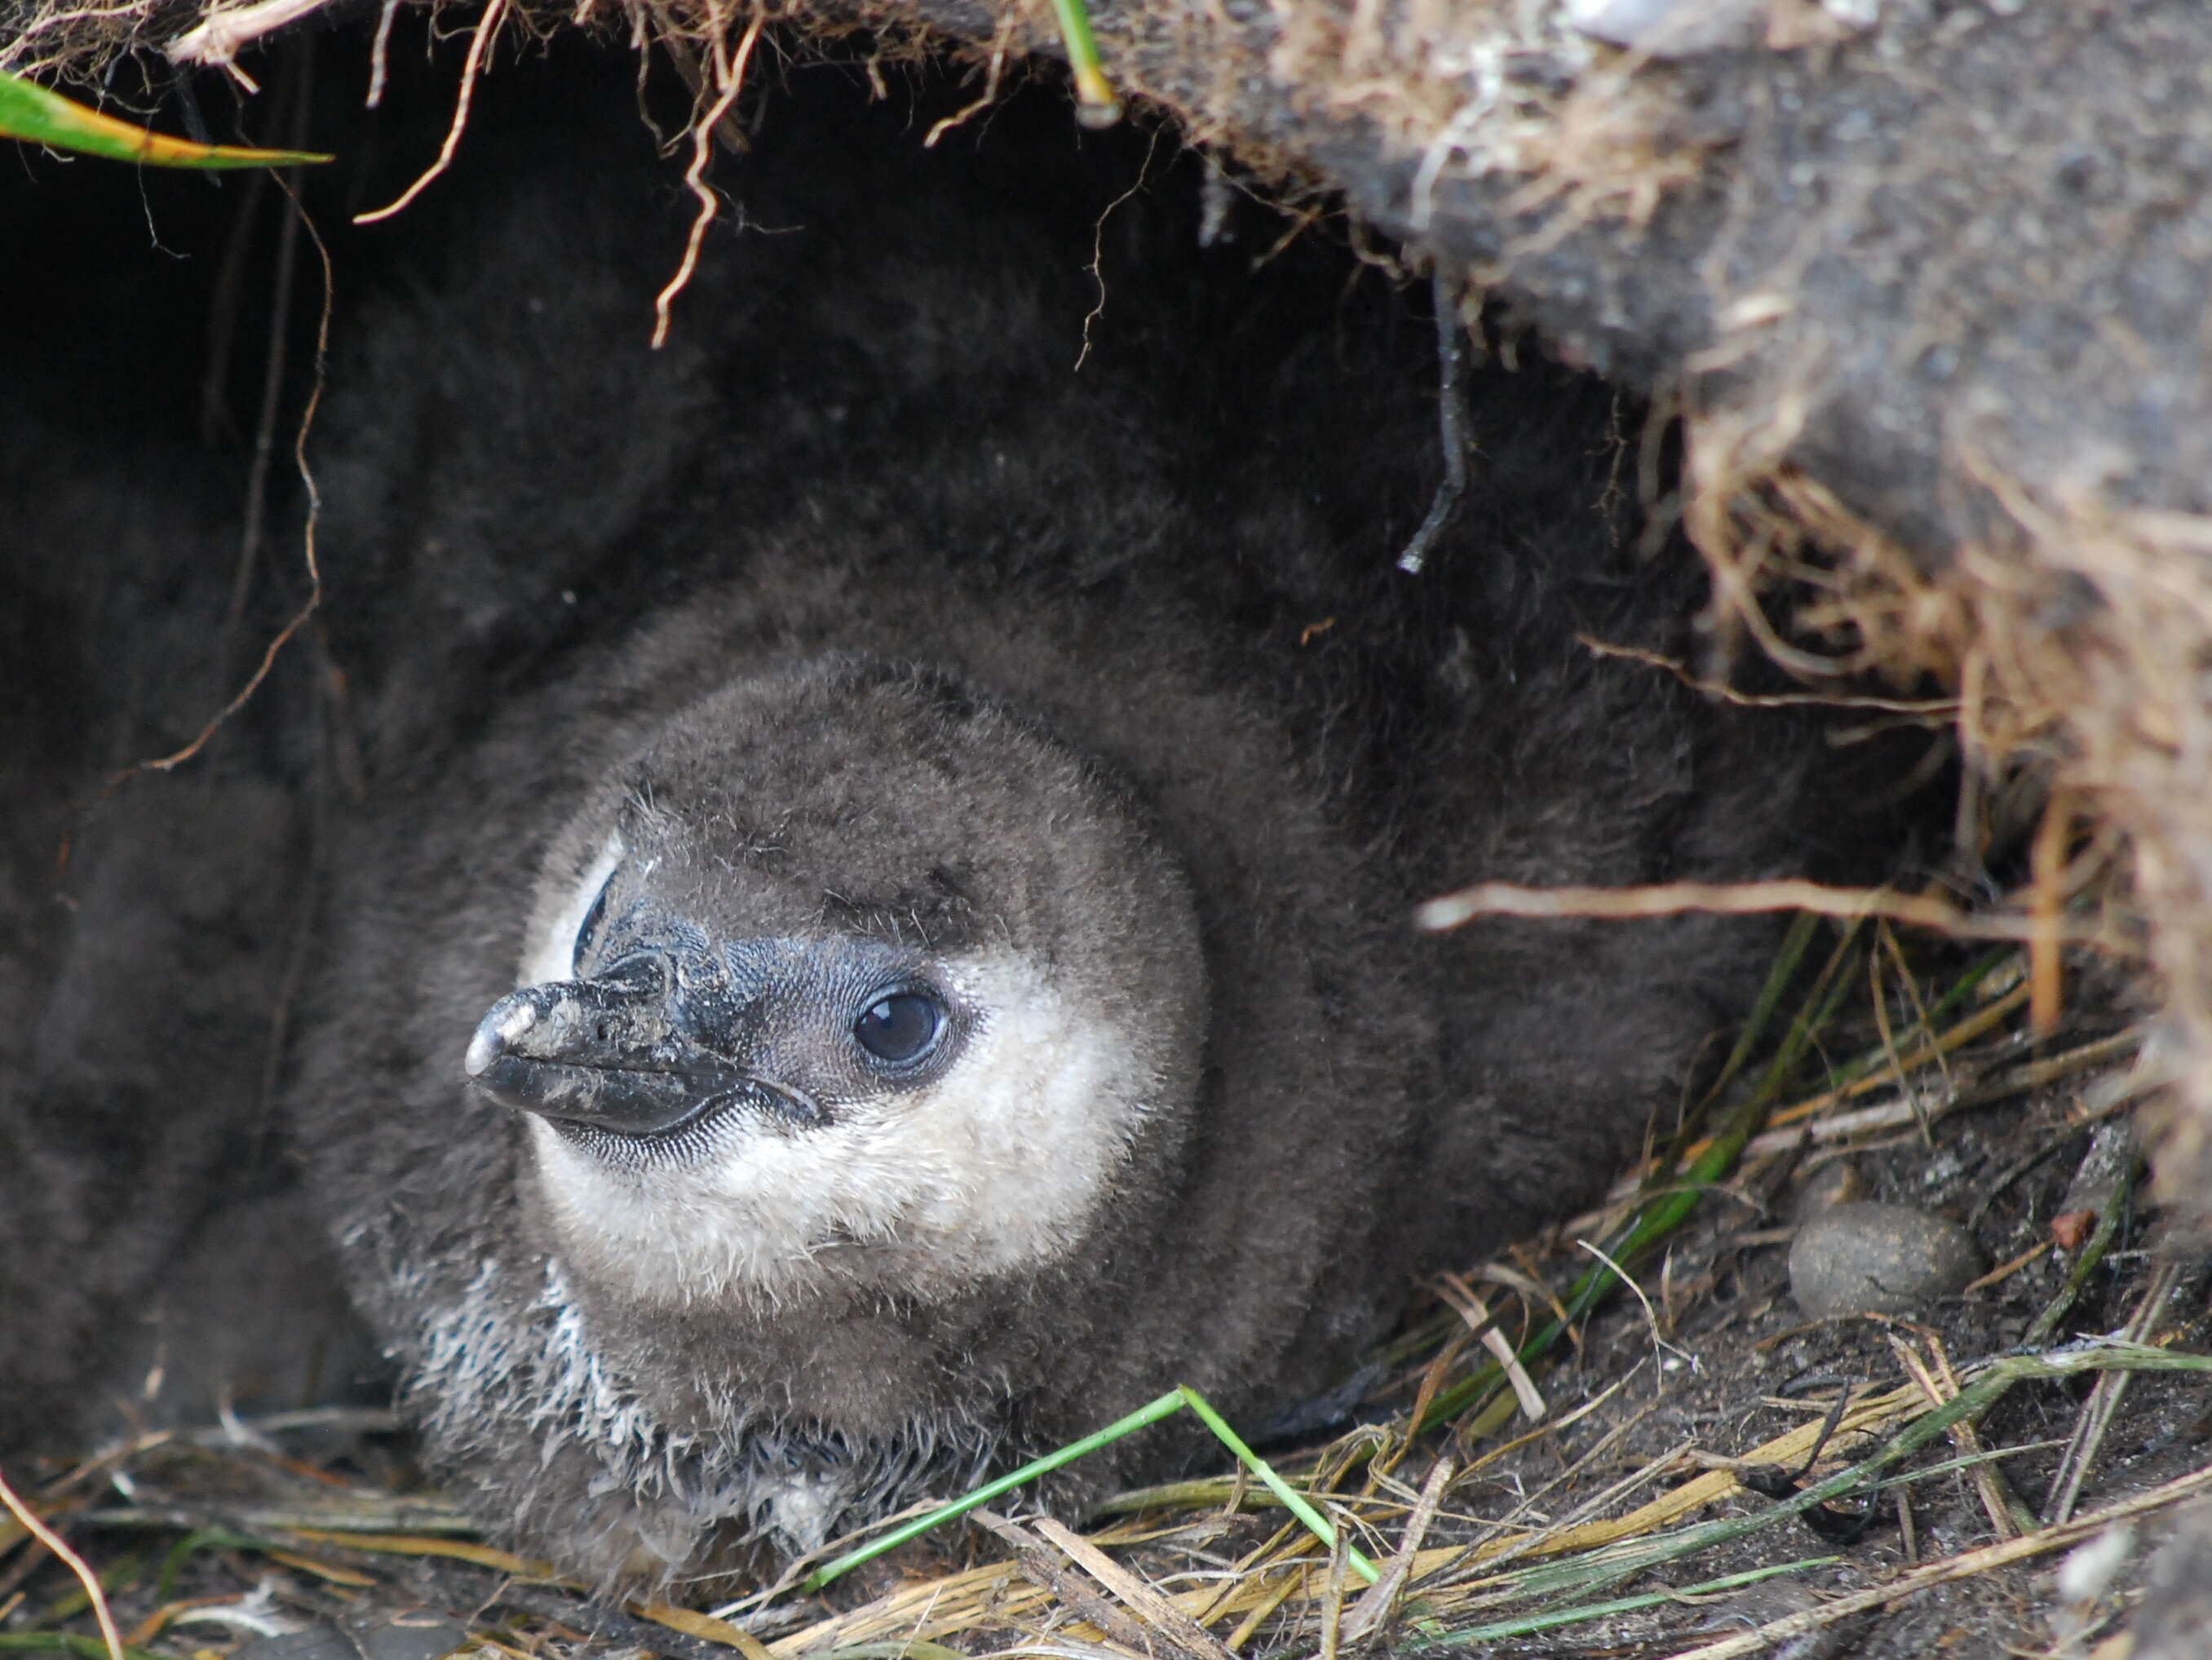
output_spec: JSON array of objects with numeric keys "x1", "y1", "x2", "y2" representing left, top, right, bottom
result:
[{"x1": 1790, "y1": 1201, "x2": 1984, "y2": 1318}]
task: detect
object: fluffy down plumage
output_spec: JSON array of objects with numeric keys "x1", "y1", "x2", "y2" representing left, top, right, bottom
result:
[{"x1": 0, "y1": 45, "x2": 1896, "y2": 1595}]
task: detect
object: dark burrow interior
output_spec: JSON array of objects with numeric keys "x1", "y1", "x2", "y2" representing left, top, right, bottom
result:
[
  {"x1": 3, "y1": 24, "x2": 1825, "y2": 1427},
  {"x1": 18, "y1": 18, "x2": 2145, "y2": 1645}
]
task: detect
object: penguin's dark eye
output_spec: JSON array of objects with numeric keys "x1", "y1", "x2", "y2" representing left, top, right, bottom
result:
[{"x1": 853, "y1": 993, "x2": 945, "y2": 1067}]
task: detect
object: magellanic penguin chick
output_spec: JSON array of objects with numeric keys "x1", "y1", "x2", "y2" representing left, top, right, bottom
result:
[
  {"x1": 300, "y1": 570, "x2": 1453, "y2": 1592},
  {"x1": 281, "y1": 62, "x2": 1879, "y2": 1596}
]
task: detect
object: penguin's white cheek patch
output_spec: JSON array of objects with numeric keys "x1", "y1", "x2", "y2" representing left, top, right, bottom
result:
[
  {"x1": 524, "y1": 950, "x2": 1156, "y2": 1306},
  {"x1": 519, "y1": 831, "x2": 625, "y2": 987},
  {"x1": 890, "y1": 951, "x2": 1148, "y2": 1273}
]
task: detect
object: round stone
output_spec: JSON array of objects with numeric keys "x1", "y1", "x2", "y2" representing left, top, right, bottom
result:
[{"x1": 1789, "y1": 1201, "x2": 1985, "y2": 1320}]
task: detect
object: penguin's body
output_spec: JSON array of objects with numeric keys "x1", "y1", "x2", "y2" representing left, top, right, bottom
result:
[
  {"x1": 300, "y1": 547, "x2": 1444, "y2": 1585},
  {"x1": 2, "y1": 51, "x2": 1875, "y2": 1595}
]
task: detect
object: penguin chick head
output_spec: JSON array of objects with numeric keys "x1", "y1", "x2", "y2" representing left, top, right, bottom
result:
[{"x1": 465, "y1": 658, "x2": 1207, "y2": 1312}]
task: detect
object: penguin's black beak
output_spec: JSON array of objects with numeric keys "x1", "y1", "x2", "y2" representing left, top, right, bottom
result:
[{"x1": 464, "y1": 954, "x2": 820, "y2": 1135}]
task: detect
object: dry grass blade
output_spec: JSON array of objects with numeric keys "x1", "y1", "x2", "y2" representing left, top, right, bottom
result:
[
  {"x1": 1443, "y1": 1435, "x2": 1698, "y2": 1591},
  {"x1": 1414, "y1": 879, "x2": 2128, "y2": 951},
  {"x1": 1339, "y1": 1457, "x2": 1453, "y2": 1645},
  {"x1": 1581, "y1": 972, "x2": 2091, "y2": 1197},
  {"x1": 1885, "y1": 1334, "x2": 2024, "y2": 1540},
  {"x1": 766, "y1": 1553, "x2": 1048, "y2": 1655},
  {"x1": 974, "y1": 1511, "x2": 1162, "y2": 1658},
  {"x1": 0, "y1": 1466, "x2": 124, "y2": 1660},
  {"x1": 166, "y1": 0, "x2": 339, "y2": 65},
  {"x1": 282, "y1": 1527, "x2": 553, "y2": 1574},
  {"x1": 1027, "y1": 1517, "x2": 1237, "y2": 1660},
  {"x1": 1316, "y1": 1529, "x2": 1351, "y2": 1660},
  {"x1": 2042, "y1": 1258, "x2": 2185, "y2": 1527},
  {"x1": 631, "y1": 1601, "x2": 775, "y2": 1660},
  {"x1": 1732, "y1": 1023, "x2": 2140, "y2": 1165},
  {"x1": 1224, "y1": 1565, "x2": 1309, "y2": 1649},
  {"x1": 1432, "y1": 1275, "x2": 1544, "y2": 1421},
  {"x1": 1660, "y1": 1458, "x2": 2212, "y2": 1660}
]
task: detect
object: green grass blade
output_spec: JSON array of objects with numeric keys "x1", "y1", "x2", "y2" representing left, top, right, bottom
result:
[
  {"x1": 2024, "y1": 1154, "x2": 2132, "y2": 1346},
  {"x1": 0, "y1": 71, "x2": 331, "y2": 168},
  {"x1": 154, "y1": 1527, "x2": 269, "y2": 1603},
  {"x1": 802, "y1": 1383, "x2": 1378, "y2": 1595},
  {"x1": 1687, "y1": 911, "x2": 1825, "y2": 1122},
  {"x1": 1412, "y1": 1557, "x2": 1839, "y2": 1648},
  {"x1": 801, "y1": 1389, "x2": 1187, "y2": 1591},
  {"x1": 1043, "y1": 0, "x2": 1121, "y2": 126},
  {"x1": 1176, "y1": 1387, "x2": 1380, "y2": 1584}
]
